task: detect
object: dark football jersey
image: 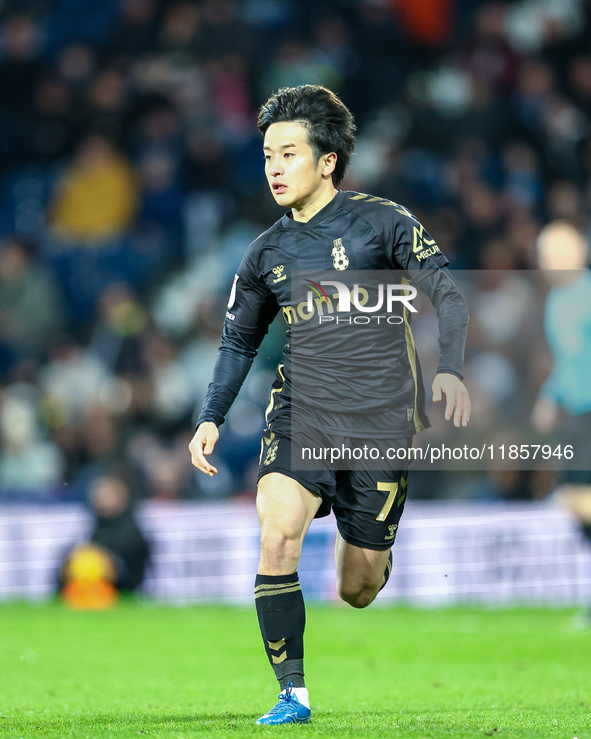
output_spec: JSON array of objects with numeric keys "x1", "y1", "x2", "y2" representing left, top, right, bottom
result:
[{"x1": 224, "y1": 189, "x2": 450, "y2": 439}]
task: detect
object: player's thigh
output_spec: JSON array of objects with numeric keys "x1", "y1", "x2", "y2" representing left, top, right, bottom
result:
[
  {"x1": 257, "y1": 472, "x2": 323, "y2": 544},
  {"x1": 335, "y1": 533, "x2": 391, "y2": 591}
]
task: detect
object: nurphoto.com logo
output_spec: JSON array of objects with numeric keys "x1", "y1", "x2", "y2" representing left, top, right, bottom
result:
[{"x1": 299, "y1": 279, "x2": 418, "y2": 325}]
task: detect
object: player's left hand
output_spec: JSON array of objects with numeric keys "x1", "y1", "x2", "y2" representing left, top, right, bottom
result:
[{"x1": 432, "y1": 373, "x2": 471, "y2": 427}]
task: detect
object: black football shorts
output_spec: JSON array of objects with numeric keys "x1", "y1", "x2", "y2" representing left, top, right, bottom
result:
[{"x1": 257, "y1": 409, "x2": 411, "y2": 551}]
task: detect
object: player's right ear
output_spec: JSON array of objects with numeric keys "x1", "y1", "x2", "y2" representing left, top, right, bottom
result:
[{"x1": 322, "y1": 152, "x2": 337, "y2": 179}]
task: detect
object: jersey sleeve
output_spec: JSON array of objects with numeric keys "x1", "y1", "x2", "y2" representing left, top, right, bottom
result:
[
  {"x1": 224, "y1": 241, "x2": 279, "y2": 333},
  {"x1": 196, "y1": 324, "x2": 263, "y2": 428},
  {"x1": 417, "y1": 268, "x2": 469, "y2": 380},
  {"x1": 196, "y1": 238, "x2": 280, "y2": 428},
  {"x1": 389, "y1": 208, "x2": 449, "y2": 277}
]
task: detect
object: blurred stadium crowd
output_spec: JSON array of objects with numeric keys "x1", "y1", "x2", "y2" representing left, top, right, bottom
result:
[{"x1": 0, "y1": 0, "x2": 589, "y2": 503}]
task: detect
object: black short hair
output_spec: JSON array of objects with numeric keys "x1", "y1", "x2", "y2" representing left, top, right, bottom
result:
[{"x1": 257, "y1": 85, "x2": 356, "y2": 186}]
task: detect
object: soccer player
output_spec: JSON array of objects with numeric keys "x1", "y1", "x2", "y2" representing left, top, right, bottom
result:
[
  {"x1": 532, "y1": 220, "x2": 591, "y2": 627},
  {"x1": 189, "y1": 85, "x2": 470, "y2": 724}
]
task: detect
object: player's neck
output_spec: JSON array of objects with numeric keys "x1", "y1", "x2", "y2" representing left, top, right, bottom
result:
[{"x1": 291, "y1": 185, "x2": 338, "y2": 223}]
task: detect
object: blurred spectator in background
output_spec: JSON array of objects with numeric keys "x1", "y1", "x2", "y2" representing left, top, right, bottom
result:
[
  {"x1": 0, "y1": 239, "x2": 64, "y2": 371},
  {"x1": 50, "y1": 133, "x2": 138, "y2": 243},
  {"x1": 30, "y1": 76, "x2": 77, "y2": 163},
  {"x1": 89, "y1": 282, "x2": 149, "y2": 375},
  {"x1": 0, "y1": 13, "x2": 45, "y2": 166},
  {"x1": 88, "y1": 468, "x2": 151, "y2": 591},
  {"x1": 58, "y1": 466, "x2": 151, "y2": 608},
  {"x1": 40, "y1": 336, "x2": 113, "y2": 423},
  {"x1": 0, "y1": 14, "x2": 43, "y2": 110},
  {"x1": 532, "y1": 221, "x2": 591, "y2": 626},
  {"x1": 0, "y1": 386, "x2": 63, "y2": 499},
  {"x1": 109, "y1": 0, "x2": 159, "y2": 62}
]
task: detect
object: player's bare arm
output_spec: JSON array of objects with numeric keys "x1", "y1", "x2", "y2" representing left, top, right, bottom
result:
[{"x1": 189, "y1": 422, "x2": 219, "y2": 477}]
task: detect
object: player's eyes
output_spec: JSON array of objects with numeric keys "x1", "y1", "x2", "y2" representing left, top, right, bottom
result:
[{"x1": 263, "y1": 152, "x2": 293, "y2": 161}]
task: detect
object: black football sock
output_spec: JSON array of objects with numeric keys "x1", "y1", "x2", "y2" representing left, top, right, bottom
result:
[
  {"x1": 255, "y1": 572, "x2": 306, "y2": 690},
  {"x1": 379, "y1": 550, "x2": 393, "y2": 592}
]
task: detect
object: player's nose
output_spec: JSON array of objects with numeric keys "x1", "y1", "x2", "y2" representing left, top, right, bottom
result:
[{"x1": 268, "y1": 156, "x2": 284, "y2": 176}]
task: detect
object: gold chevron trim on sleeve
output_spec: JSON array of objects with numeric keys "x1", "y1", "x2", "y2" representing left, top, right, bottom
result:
[
  {"x1": 254, "y1": 584, "x2": 302, "y2": 599},
  {"x1": 379, "y1": 200, "x2": 415, "y2": 218},
  {"x1": 267, "y1": 638, "x2": 286, "y2": 651},
  {"x1": 272, "y1": 651, "x2": 287, "y2": 664},
  {"x1": 349, "y1": 193, "x2": 368, "y2": 200}
]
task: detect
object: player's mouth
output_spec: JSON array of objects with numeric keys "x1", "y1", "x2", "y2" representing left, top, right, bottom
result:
[{"x1": 272, "y1": 182, "x2": 288, "y2": 195}]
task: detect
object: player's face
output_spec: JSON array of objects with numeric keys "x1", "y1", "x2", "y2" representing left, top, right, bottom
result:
[{"x1": 263, "y1": 121, "x2": 334, "y2": 210}]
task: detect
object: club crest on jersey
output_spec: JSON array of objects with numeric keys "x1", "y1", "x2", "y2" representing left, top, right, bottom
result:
[{"x1": 332, "y1": 238, "x2": 349, "y2": 271}]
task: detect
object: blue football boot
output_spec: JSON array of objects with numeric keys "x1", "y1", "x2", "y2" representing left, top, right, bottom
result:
[{"x1": 256, "y1": 682, "x2": 311, "y2": 725}]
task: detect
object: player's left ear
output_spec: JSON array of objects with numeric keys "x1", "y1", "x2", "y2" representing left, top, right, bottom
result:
[{"x1": 321, "y1": 151, "x2": 337, "y2": 179}]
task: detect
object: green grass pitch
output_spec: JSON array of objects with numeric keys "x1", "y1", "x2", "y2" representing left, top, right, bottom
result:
[{"x1": 0, "y1": 601, "x2": 590, "y2": 738}]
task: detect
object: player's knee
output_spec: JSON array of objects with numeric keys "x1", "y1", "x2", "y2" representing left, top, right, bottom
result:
[
  {"x1": 260, "y1": 529, "x2": 301, "y2": 566},
  {"x1": 337, "y1": 583, "x2": 378, "y2": 609}
]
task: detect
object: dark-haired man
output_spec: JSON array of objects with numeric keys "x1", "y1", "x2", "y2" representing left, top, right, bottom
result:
[{"x1": 189, "y1": 85, "x2": 470, "y2": 724}]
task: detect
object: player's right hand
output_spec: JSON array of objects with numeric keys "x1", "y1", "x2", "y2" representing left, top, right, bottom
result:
[{"x1": 189, "y1": 422, "x2": 219, "y2": 476}]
